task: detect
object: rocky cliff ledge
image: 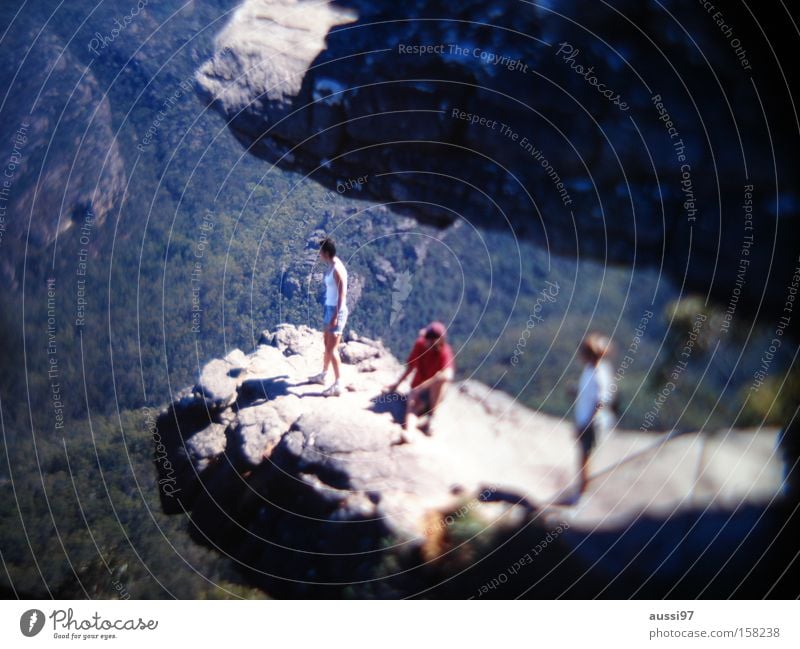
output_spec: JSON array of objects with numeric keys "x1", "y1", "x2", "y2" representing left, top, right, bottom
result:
[{"x1": 155, "y1": 324, "x2": 790, "y2": 597}]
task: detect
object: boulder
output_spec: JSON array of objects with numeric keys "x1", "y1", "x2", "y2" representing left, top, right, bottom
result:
[
  {"x1": 233, "y1": 402, "x2": 286, "y2": 466},
  {"x1": 185, "y1": 423, "x2": 227, "y2": 472},
  {"x1": 339, "y1": 340, "x2": 381, "y2": 365},
  {"x1": 266, "y1": 323, "x2": 320, "y2": 356},
  {"x1": 194, "y1": 357, "x2": 240, "y2": 408},
  {"x1": 196, "y1": 0, "x2": 357, "y2": 147}
]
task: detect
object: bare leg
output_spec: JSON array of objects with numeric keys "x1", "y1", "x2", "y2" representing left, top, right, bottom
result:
[
  {"x1": 322, "y1": 331, "x2": 332, "y2": 374},
  {"x1": 404, "y1": 391, "x2": 420, "y2": 433},
  {"x1": 579, "y1": 455, "x2": 589, "y2": 494},
  {"x1": 427, "y1": 378, "x2": 447, "y2": 412},
  {"x1": 580, "y1": 460, "x2": 589, "y2": 494},
  {"x1": 418, "y1": 379, "x2": 448, "y2": 435},
  {"x1": 328, "y1": 332, "x2": 342, "y2": 381}
]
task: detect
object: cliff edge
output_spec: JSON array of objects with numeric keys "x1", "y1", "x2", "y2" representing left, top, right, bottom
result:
[{"x1": 154, "y1": 324, "x2": 786, "y2": 596}]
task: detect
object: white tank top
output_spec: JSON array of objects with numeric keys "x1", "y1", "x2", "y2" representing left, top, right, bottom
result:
[
  {"x1": 575, "y1": 360, "x2": 614, "y2": 433},
  {"x1": 324, "y1": 257, "x2": 348, "y2": 308}
]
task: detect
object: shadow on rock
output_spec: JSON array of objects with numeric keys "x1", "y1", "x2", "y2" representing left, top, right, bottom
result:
[
  {"x1": 186, "y1": 438, "x2": 393, "y2": 598},
  {"x1": 369, "y1": 391, "x2": 406, "y2": 424}
]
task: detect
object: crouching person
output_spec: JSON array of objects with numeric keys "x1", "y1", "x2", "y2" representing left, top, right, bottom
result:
[{"x1": 386, "y1": 321, "x2": 455, "y2": 441}]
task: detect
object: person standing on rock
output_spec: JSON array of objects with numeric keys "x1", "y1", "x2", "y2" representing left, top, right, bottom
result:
[
  {"x1": 574, "y1": 332, "x2": 614, "y2": 496},
  {"x1": 309, "y1": 237, "x2": 348, "y2": 396},
  {"x1": 386, "y1": 321, "x2": 454, "y2": 440}
]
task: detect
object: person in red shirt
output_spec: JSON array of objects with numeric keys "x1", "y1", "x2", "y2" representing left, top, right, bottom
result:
[{"x1": 386, "y1": 321, "x2": 455, "y2": 439}]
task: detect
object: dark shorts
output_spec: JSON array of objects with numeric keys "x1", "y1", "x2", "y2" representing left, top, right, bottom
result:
[
  {"x1": 412, "y1": 387, "x2": 433, "y2": 416},
  {"x1": 576, "y1": 421, "x2": 597, "y2": 458}
]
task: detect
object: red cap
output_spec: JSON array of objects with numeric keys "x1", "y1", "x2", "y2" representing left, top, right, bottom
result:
[{"x1": 425, "y1": 321, "x2": 447, "y2": 339}]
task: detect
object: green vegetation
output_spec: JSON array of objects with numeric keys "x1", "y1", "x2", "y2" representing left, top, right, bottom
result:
[{"x1": 0, "y1": 408, "x2": 265, "y2": 598}]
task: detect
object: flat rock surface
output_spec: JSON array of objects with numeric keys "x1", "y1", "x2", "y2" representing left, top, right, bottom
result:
[{"x1": 545, "y1": 427, "x2": 784, "y2": 532}]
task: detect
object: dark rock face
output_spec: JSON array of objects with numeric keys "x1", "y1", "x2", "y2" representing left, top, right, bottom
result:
[
  {"x1": 197, "y1": 0, "x2": 799, "y2": 326},
  {"x1": 0, "y1": 0, "x2": 239, "y2": 291},
  {"x1": 0, "y1": 20, "x2": 127, "y2": 289}
]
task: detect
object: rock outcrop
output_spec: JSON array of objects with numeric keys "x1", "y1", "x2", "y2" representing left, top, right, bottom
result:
[
  {"x1": 156, "y1": 323, "x2": 787, "y2": 596},
  {"x1": 0, "y1": 13, "x2": 126, "y2": 289},
  {"x1": 196, "y1": 0, "x2": 799, "y2": 328}
]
